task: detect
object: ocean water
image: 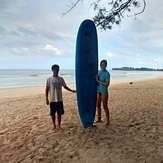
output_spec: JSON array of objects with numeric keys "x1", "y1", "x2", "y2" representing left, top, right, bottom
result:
[
  {"x1": 110, "y1": 70, "x2": 163, "y2": 81},
  {"x1": 0, "y1": 69, "x2": 75, "y2": 89},
  {"x1": 0, "y1": 69, "x2": 162, "y2": 89}
]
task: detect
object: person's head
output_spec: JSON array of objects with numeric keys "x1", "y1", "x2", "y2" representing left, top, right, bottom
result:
[
  {"x1": 51, "y1": 64, "x2": 60, "y2": 76},
  {"x1": 100, "y1": 60, "x2": 107, "y2": 71}
]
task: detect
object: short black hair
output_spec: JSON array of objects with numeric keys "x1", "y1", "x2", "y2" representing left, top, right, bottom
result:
[
  {"x1": 100, "y1": 60, "x2": 107, "y2": 66},
  {"x1": 51, "y1": 64, "x2": 60, "y2": 70}
]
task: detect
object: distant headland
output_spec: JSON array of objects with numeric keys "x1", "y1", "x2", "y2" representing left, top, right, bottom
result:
[{"x1": 112, "y1": 67, "x2": 163, "y2": 71}]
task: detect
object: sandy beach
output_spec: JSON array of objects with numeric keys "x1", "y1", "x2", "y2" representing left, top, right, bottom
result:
[{"x1": 0, "y1": 77, "x2": 163, "y2": 163}]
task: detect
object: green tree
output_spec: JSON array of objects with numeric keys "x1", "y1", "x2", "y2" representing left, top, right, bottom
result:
[{"x1": 63, "y1": 0, "x2": 146, "y2": 30}]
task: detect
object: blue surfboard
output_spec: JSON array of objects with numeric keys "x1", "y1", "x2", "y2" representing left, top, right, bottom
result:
[{"x1": 75, "y1": 19, "x2": 98, "y2": 128}]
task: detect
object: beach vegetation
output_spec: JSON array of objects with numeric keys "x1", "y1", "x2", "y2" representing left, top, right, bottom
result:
[
  {"x1": 63, "y1": 0, "x2": 146, "y2": 30},
  {"x1": 112, "y1": 67, "x2": 163, "y2": 71}
]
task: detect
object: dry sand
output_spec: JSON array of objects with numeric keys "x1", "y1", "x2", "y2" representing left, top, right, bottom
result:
[{"x1": 0, "y1": 77, "x2": 163, "y2": 163}]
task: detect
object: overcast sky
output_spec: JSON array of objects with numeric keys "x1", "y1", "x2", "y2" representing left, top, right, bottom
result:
[{"x1": 0, "y1": 0, "x2": 163, "y2": 70}]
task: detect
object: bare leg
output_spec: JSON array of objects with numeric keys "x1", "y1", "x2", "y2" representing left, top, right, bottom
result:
[
  {"x1": 51, "y1": 115, "x2": 56, "y2": 129},
  {"x1": 57, "y1": 114, "x2": 62, "y2": 130},
  {"x1": 101, "y1": 94, "x2": 110, "y2": 126},
  {"x1": 96, "y1": 93, "x2": 102, "y2": 122}
]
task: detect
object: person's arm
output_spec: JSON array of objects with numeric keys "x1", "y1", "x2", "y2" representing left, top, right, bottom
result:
[
  {"x1": 64, "y1": 85, "x2": 76, "y2": 93},
  {"x1": 95, "y1": 75, "x2": 110, "y2": 87},
  {"x1": 45, "y1": 86, "x2": 49, "y2": 105}
]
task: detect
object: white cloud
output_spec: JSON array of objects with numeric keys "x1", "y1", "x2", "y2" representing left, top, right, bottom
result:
[
  {"x1": 154, "y1": 57, "x2": 163, "y2": 63},
  {"x1": 11, "y1": 47, "x2": 29, "y2": 56},
  {"x1": 42, "y1": 44, "x2": 63, "y2": 56},
  {"x1": 106, "y1": 52, "x2": 118, "y2": 59}
]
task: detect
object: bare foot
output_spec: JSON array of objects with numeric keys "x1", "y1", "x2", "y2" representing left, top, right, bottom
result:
[
  {"x1": 104, "y1": 122, "x2": 110, "y2": 127},
  {"x1": 95, "y1": 119, "x2": 103, "y2": 123},
  {"x1": 57, "y1": 126, "x2": 63, "y2": 131},
  {"x1": 91, "y1": 124, "x2": 97, "y2": 128},
  {"x1": 88, "y1": 124, "x2": 97, "y2": 128},
  {"x1": 52, "y1": 125, "x2": 56, "y2": 130}
]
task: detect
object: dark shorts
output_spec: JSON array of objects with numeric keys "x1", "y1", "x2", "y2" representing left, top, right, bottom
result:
[{"x1": 50, "y1": 101, "x2": 64, "y2": 116}]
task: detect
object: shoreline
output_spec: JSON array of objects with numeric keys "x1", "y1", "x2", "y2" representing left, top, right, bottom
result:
[{"x1": 0, "y1": 76, "x2": 163, "y2": 98}]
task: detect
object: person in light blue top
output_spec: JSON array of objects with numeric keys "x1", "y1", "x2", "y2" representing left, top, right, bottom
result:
[{"x1": 95, "y1": 60, "x2": 110, "y2": 126}]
